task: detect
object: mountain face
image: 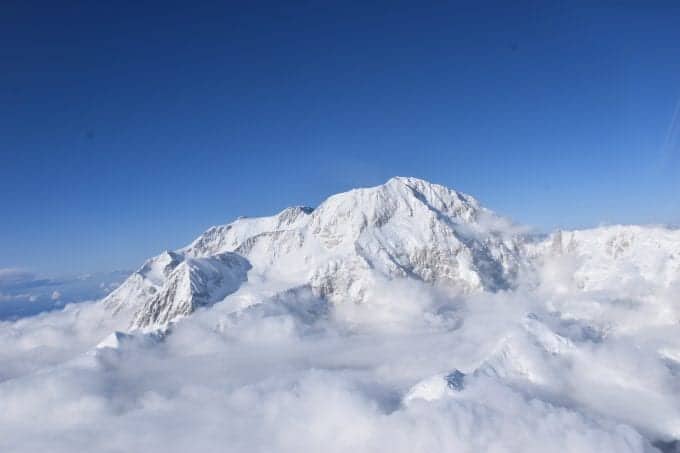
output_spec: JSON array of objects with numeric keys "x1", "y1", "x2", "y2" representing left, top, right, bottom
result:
[
  {"x1": 104, "y1": 251, "x2": 250, "y2": 330},
  {"x1": 103, "y1": 177, "x2": 680, "y2": 331}
]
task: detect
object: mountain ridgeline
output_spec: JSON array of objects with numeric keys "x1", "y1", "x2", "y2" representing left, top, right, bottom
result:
[{"x1": 103, "y1": 177, "x2": 680, "y2": 331}]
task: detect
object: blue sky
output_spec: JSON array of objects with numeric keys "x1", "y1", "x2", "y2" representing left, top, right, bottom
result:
[{"x1": 1, "y1": 1, "x2": 680, "y2": 274}]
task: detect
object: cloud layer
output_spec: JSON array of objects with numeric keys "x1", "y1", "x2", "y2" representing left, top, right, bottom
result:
[
  {"x1": 1, "y1": 252, "x2": 679, "y2": 452},
  {"x1": 0, "y1": 268, "x2": 128, "y2": 320}
]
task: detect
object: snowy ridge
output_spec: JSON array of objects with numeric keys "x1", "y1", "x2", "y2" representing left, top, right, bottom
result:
[
  {"x1": 129, "y1": 253, "x2": 250, "y2": 330},
  {"x1": 182, "y1": 206, "x2": 314, "y2": 258},
  {"x1": 104, "y1": 251, "x2": 250, "y2": 330}
]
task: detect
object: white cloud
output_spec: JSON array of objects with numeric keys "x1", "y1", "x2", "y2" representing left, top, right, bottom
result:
[{"x1": 0, "y1": 260, "x2": 679, "y2": 452}]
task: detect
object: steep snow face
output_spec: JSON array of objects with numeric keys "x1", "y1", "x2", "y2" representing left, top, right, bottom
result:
[
  {"x1": 103, "y1": 252, "x2": 250, "y2": 331},
  {"x1": 105, "y1": 177, "x2": 525, "y2": 330},
  {"x1": 130, "y1": 253, "x2": 251, "y2": 331},
  {"x1": 305, "y1": 177, "x2": 523, "y2": 296},
  {"x1": 103, "y1": 250, "x2": 183, "y2": 316}
]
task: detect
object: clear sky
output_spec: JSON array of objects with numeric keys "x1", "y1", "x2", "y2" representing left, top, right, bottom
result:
[{"x1": 2, "y1": 1, "x2": 680, "y2": 274}]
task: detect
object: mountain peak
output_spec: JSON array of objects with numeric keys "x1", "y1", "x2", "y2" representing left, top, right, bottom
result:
[
  {"x1": 310, "y1": 176, "x2": 486, "y2": 239},
  {"x1": 385, "y1": 175, "x2": 430, "y2": 186}
]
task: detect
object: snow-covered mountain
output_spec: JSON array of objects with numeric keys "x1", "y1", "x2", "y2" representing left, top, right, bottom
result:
[
  {"x1": 104, "y1": 177, "x2": 529, "y2": 330},
  {"x1": 103, "y1": 177, "x2": 680, "y2": 332}
]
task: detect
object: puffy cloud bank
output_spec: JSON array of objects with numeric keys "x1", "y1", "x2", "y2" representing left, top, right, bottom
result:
[{"x1": 1, "y1": 257, "x2": 680, "y2": 452}]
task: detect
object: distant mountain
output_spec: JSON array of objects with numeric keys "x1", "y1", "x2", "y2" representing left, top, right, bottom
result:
[
  {"x1": 528, "y1": 225, "x2": 680, "y2": 293},
  {"x1": 0, "y1": 270, "x2": 129, "y2": 320}
]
